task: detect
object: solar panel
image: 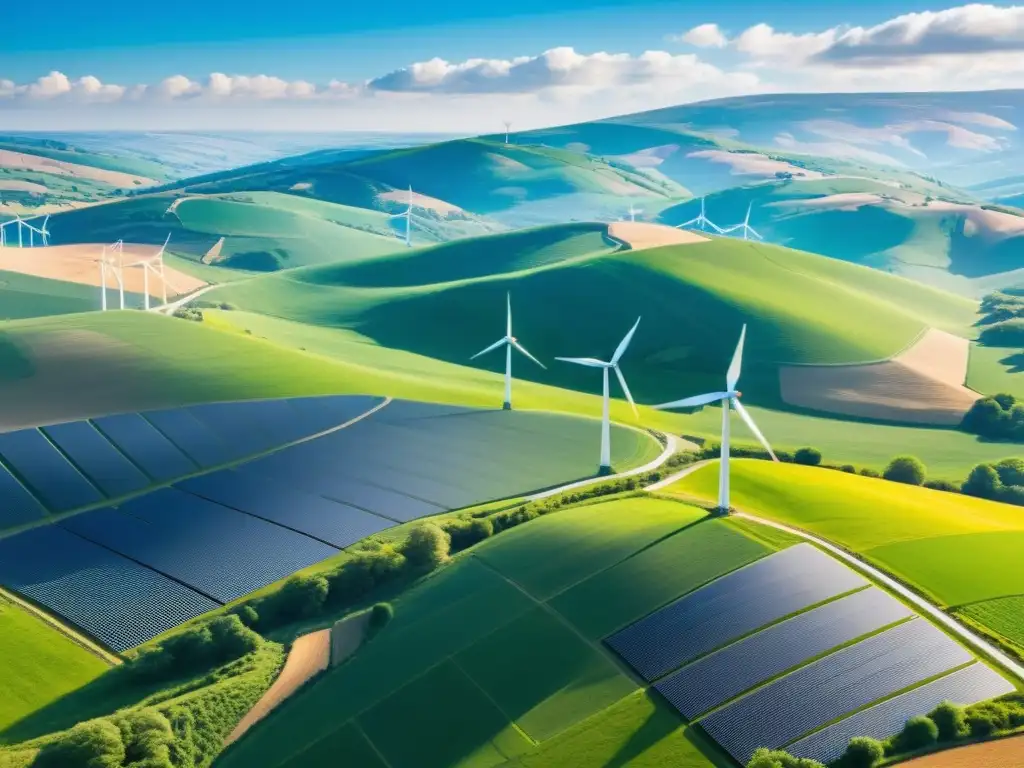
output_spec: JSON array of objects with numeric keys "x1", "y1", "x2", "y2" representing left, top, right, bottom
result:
[
  {"x1": 0, "y1": 428, "x2": 103, "y2": 511},
  {"x1": 62, "y1": 488, "x2": 338, "y2": 603},
  {"x1": 656, "y1": 588, "x2": 914, "y2": 719},
  {"x1": 43, "y1": 420, "x2": 151, "y2": 498},
  {"x1": 92, "y1": 413, "x2": 198, "y2": 481},
  {"x1": 0, "y1": 524, "x2": 217, "y2": 651},
  {"x1": 176, "y1": 467, "x2": 393, "y2": 548},
  {"x1": 0, "y1": 461, "x2": 47, "y2": 528},
  {"x1": 788, "y1": 663, "x2": 1016, "y2": 764},
  {"x1": 607, "y1": 544, "x2": 868, "y2": 681},
  {"x1": 142, "y1": 408, "x2": 243, "y2": 466},
  {"x1": 700, "y1": 618, "x2": 974, "y2": 764},
  {"x1": 223, "y1": 399, "x2": 312, "y2": 445}
]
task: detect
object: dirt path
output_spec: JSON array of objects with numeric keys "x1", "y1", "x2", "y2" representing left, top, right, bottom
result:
[
  {"x1": 901, "y1": 734, "x2": 1024, "y2": 766},
  {"x1": 778, "y1": 328, "x2": 978, "y2": 426},
  {"x1": 225, "y1": 629, "x2": 332, "y2": 746},
  {"x1": 607, "y1": 221, "x2": 709, "y2": 251}
]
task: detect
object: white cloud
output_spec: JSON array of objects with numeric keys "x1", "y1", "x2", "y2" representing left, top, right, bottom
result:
[
  {"x1": 674, "y1": 24, "x2": 728, "y2": 49},
  {"x1": 734, "y1": 23, "x2": 839, "y2": 62}
]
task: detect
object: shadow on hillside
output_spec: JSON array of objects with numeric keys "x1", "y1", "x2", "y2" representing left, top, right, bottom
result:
[{"x1": 602, "y1": 692, "x2": 678, "y2": 767}]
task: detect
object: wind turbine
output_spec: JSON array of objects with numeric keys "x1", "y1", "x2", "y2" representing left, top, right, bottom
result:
[
  {"x1": 99, "y1": 241, "x2": 126, "y2": 311},
  {"x1": 20, "y1": 214, "x2": 50, "y2": 246},
  {"x1": 389, "y1": 186, "x2": 414, "y2": 247},
  {"x1": 627, "y1": 204, "x2": 642, "y2": 222},
  {"x1": 676, "y1": 197, "x2": 723, "y2": 233},
  {"x1": 556, "y1": 317, "x2": 641, "y2": 474},
  {"x1": 503, "y1": 121, "x2": 512, "y2": 145},
  {"x1": 127, "y1": 233, "x2": 171, "y2": 310},
  {"x1": 0, "y1": 218, "x2": 16, "y2": 247},
  {"x1": 652, "y1": 324, "x2": 778, "y2": 511},
  {"x1": 469, "y1": 293, "x2": 546, "y2": 410},
  {"x1": 722, "y1": 203, "x2": 762, "y2": 241}
]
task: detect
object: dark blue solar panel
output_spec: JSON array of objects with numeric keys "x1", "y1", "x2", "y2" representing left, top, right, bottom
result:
[
  {"x1": 92, "y1": 413, "x2": 197, "y2": 481},
  {"x1": 43, "y1": 421, "x2": 151, "y2": 498},
  {"x1": 63, "y1": 488, "x2": 338, "y2": 603},
  {"x1": 0, "y1": 461, "x2": 47, "y2": 527},
  {"x1": 142, "y1": 408, "x2": 242, "y2": 466},
  {"x1": 608, "y1": 544, "x2": 869, "y2": 681},
  {"x1": 187, "y1": 402, "x2": 280, "y2": 453},
  {"x1": 788, "y1": 663, "x2": 1015, "y2": 764},
  {"x1": 0, "y1": 524, "x2": 217, "y2": 650},
  {"x1": 0, "y1": 428, "x2": 102, "y2": 511},
  {"x1": 656, "y1": 588, "x2": 914, "y2": 718},
  {"x1": 176, "y1": 467, "x2": 393, "y2": 548},
  {"x1": 700, "y1": 618, "x2": 974, "y2": 764},
  {"x1": 222, "y1": 399, "x2": 311, "y2": 445}
]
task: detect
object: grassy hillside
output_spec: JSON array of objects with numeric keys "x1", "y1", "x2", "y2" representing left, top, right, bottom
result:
[
  {"x1": 669, "y1": 460, "x2": 1024, "y2": 655},
  {"x1": 207, "y1": 224, "x2": 976, "y2": 407},
  {"x1": 0, "y1": 594, "x2": 109, "y2": 733},
  {"x1": 0, "y1": 271, "x2": 137, "y2": 319}
]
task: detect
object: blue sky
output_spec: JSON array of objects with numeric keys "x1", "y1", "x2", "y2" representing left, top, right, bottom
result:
[{"x1": 1, "y1": 2, "x2": 1022, "y2": 130}]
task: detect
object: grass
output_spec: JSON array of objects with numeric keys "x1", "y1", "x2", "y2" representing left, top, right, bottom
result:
[
  {"x1": 275, "y1": 722, "x2": 388, "y2": 768},
  {"x1": 472, "y1": 497, "x2": 705, "y2": 600},
  {"x1": 505, "y1": 691, "x2": 726, "y2": 768},
  {"x1": 454, "y1": 607, "x2": 637, "y2": 741},
  {"x1": 0, "y1": 596, "x2": 109, "y2": 733},
  {"x1": 966, "y1": 343, "x2": 1024, "y2": 399},
  {"x1": 358, "y1": 660, "x2": 532, "y2": 768},
  {"x1": 0, "y1": 270, "x2": 129, "y2": 319},
  {"x1": 669, "y1": 459, "x2": 1024, "y2": 624},
  {"x1": 958, "y1": 597, "x2": 1024, "y2": 653},
  {"x1": 549, "y1": 518, "x2": 771, "y2": 640}
]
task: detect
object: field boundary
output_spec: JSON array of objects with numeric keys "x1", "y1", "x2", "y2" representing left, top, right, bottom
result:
[{"x1": 0, "y1": 585, "x2": 120, "y2": 666}]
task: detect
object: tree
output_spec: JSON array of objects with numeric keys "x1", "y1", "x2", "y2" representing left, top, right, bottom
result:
[
  {"x1": 369, "y1": 602, "x2": 394, "y2": 630},
  {"x1": 894, "y1": 715, "x2": 939, "y2": 751},
  {"x1": 401, "y1": 523, "x2": 451, "y2": 569},
  {"x1": 746, "y1": 748, "x2": 825, "y2": 768},
  {"x1": 273, "y1": 574, "x2": 329, "y2": 622},
  {"x1": 794, "y1": 448, "x2": 822, "y2": 466},
  {"x1": 962, "y1": 464, "x2": 1002, "y2": 499},
  {"x1": 33, "y1": 719, "x2": 126, "y2": 768},
  {"x1": 995, "y1": 458, "x2": 1024, "y2": 487},
  {"x1": 928, "y1": 701, "x2": 967, "y2": 741},
  {"x1": 840, "y1": 737, "x2": 884, "y2": 768},
  {"x1": 113, "y1": 709, "x2": 174, "y2": 768},
  {"x1": 883, "y1": 456, "x2": 927, "y2": 486}
]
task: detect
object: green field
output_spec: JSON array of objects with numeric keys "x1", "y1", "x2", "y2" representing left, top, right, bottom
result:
[
  {"x1": 0, "y1": 270, "x2": 129, "y2": 319},
  {"x1": 958, "y1": 597, "x2": 1024, "y2": 653},
  {"x1": 669, "y1": 460, "x2": 1024, "y2": 651},
  {"x1": 0, "y1": 596, "x2": 109, "y2": 733}
]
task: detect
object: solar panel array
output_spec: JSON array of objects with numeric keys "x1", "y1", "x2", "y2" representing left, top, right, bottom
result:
[
  {"x1": 0, "y1": 428, "x2": 104, "y2": 511},
  {"x1": 0, "y1": 525, "x2": 218, "y2": 651},
  {"x1": 787, "y1": 663, "x2": 1016, "y2": 764},
  {"x1": 655, "y1": 587, "x2": 914, "y2": 718},
  {"x1": 607, "y1": 544, "x2": 868, "y2": 681},
  {"x1": 700, "y1": 618, "x2": 975, "y2": 764}
]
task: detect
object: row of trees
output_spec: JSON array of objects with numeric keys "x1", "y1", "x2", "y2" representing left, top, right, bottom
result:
[
  {"x1": 961, "y1": 393, "x2": 1024, "y2": 442},
  {"x1": 977, "y1": 291, "x2": 1024, "y2": 347},
  {"x1": 33, "y1": 709, "x2": 175, "y2": 768}
]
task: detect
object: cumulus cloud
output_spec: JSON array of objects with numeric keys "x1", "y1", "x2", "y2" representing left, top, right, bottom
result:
[
  {"x1": 734, "y1": 24, "x2": 838, "y2": 62},
  {"x1": 674, "y1": 24, "x2": 728, "y2": 49},
  {"x1": 367, "y1": 46, "x2": 752, "y2": 94}
]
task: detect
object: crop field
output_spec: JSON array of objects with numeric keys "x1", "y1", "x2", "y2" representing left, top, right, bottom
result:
[
  {"x1": 0, "y1": 270, "x2": 112, "y2": 319},
  {"x1": 957, "y1": 596, "x2": 1024, "y2": 651},
  {"x1": 0, "y1": 595, "x2": 108, "y2": 733}
]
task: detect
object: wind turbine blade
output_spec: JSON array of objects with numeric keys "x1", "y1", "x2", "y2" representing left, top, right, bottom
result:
[
  {"x1": 721, "y1": 223, "x2": 742, "y2": 234},
  {"x1": 726, "y1": 324, "x2": 746, "y2": 392},
  {"x1": 612, "y1": 316, "x2": 641, "y2": 364},
  {"x1": 706, "y1": 220, "x2": 725, "y2": 234},
  {"x1": 555, "y1": 356, "x2": 607, "y2": 368},
  {"x1": 652, "y1": 391, "x2": 729, "y2": 410},
  {"x1": 613, "y1": 365, "x2": 638, "y2": 418},
  {"x1": 732, "y1": 398, "x2": 779, "y2": 461},
  {"x1": 470, "y1": 338, "x2": 507, "y2": 360},
  {"x1": 506, "y1": 292, "x2": 512, "y2": 338},
  {"x1": 511, "y1": 340, "x2": 546, "y2": 369},
  {"x1": 748, "y1": 226, "x2": 763, "y2": 240},
  {"x1": 745, "y1": 202, "x2": 752, "y2": 224}
]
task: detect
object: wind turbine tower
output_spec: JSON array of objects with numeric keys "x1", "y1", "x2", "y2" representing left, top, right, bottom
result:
[
  {"x1": 652, "y1": 324, "x2": 778, "y2": 511},
  {"x1": 99, "y1": 241, "x2": 126, "y2": 311},
  {"x1": 723, "y1": 203, "x2": 762, "y2": 241},
  {"x1": 503, "y1": 121, "x2": 512, "y2": 145},
  {"x1": 389, "y1": 186, "x2": 415, "y2": 247},
  {"x1": 556, "y1": 317, "x2": 641, "y2": 474},
  {"x1": 628, "y1": 204, "x2": 642, "y2": 222},
  {"x1": 128, "y1": 233, "x2": 171, "y2": 310},
  {"x1": 470, "y1": 293, "x2": 546, "y2": 410},
  {"x1": 676, "y1": 197, "x2": 723, "y2": 233}
]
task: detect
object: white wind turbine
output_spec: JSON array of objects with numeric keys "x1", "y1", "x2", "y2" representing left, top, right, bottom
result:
[
  {"x1": 557, "y1": 317, "x2": 641, "y2": 474},
  {"x1": 627, "y1": 204, "x2": 642, "y2": 222},
  {"x1": 99, "y1": 241, "x2": 126, "y2": 311},
  {"x1": 127, "y1": 233, "x2": 171, "y2": 310},
  {"x1": 470, "y1": 293, "x2": 546, "y2": 410},
  {"x1": 389, "y1": 186, "x2": 415, "y2": 247},
  {"x1": 653, "y1": 324, "x2": 778, "y2": 511},
  {"x1": 21, "y1": 214, "x2": 50, "y2": 246},
  {"x1": 723, "y1": 203, "x2": 762, "y2": 241},
  {"x1": 503, "y1": 121, "x2": 512, "y2": 145},
  {"x1": 676, "y1": 197, "x2": 723, "y2": 233},
  {"x1": 0, "y1": 218, "x2": 16, "y2": 247}
]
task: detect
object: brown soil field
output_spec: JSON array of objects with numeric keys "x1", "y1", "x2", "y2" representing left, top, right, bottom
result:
[
  {"x1": 0, "y1": 149, "x2": 155, "y2": 188},
  {"x1": 377, "y1": 189, "x2": 463, "y2": 215},
  {"x1": 0, "y1": 180, "x2": 47, "y2": 194},
  {"x1": 225, "y1": 629, "x2": 332, "y2": 746},
  {"x1": 608, "y1": 221, "x2": 709, "y2": 250},
  {"x1": 202, "y1": 237, "x2": 226, "y2": 264},
  {"x1": 901, "y1": 735, "x2": 1024, "y2": 767},
  {"x1": 779, "y1": 329, "x2": 978, "y2": 426},
  {"x1": 0, "y1": 244, "x2": 205, "y2": 297}
]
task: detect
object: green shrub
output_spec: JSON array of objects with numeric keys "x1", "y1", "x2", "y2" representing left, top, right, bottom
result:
[
  {"x1": 965, "y1": 710, "x2": 999, "y2": 737},
  {"x1": 994, "y1": 457, "x2": 1024, "y2": 486},
  {"x1": 270, "y1": 575, "x2": 330, "y2": 623},
  {"x1": 928, "y1": 701, "x2": 967, "y2": 741},
  {"x1": 228, "y1": 604, "x2": 259, "y2": 628},
  {"x1": 839, "y1": 736, "x2": 884, "y2": 768},
  {"x1": 840, "y1": 464, "x2": 857, "y2": 474},
  {"x1": 32, "y1": 719, "x2": 125, "y2": 768},
  {"x1": 746, "y1": 748, "x2": 825, "y2": 768},
  {"x1": 400, "y1": 523, "x2": 451, "y2": 569},
  {"x1": 113, "y1": 709, "x2": 174, "y2": 768},
  {"x1": 962, "y1": 464, "x2": 1002, "y2": 500},
  {"x1": 369, "y1": 602, "x2": 394, "y2": 630},
  {"x1": 923, "y1": 479, "x2": 960, "y2": 493},
  {"x1": 127, "y1": 615, "x2": 261, "y2": 683},
  {"x1": 894, "y1": 715, "x2": 939, "y2": 751},
  {"x1": 490, "y1": 505, "x2": 539, "y2": 533},
  {"x1": 794, "y1": 448, "x2": 823, "y2": 466},
  {"x1": 859, "y1": 468, "x2": 881, "y2": 478},
  {"x1": 883, "y1": 456, "x2": 927, "y2": 486},
  {"x1": 443, "y1": 517, "x2": 494, "y2": 552}
]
